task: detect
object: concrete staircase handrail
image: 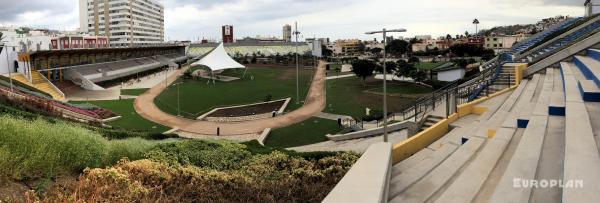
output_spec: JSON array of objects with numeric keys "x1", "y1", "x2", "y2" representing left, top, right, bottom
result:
[
  {"x1": 327, "y1": 120, "x2": 417, "y2": 142},
  {"x1": 515, "y1": 15, "x2": 600, "y2": 61},
  {"x1": 35, "y1": 71, "x2": 66, "y2": 99},
  {"x1": 323, "y1": 142, "x2": 392, "y2": 203},
  {"x1": 524, "y1": 31, "x2": 600, "y2": 77}
]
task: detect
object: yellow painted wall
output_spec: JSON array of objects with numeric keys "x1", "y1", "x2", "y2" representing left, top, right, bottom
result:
[
  {"x1": 511, "y1": 63, "x2": 528, "y2": 85},
  {"x1": 391, "y1": 79, "x2": 519, "y2": 164}
]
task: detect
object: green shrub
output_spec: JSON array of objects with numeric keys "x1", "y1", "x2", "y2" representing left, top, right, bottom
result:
[
  {"x1": 145, "y1": 140, "x2": 252, "y2": 171},
  {"x1": 0, "y1": 115, "x2": 170, "y2": 179},
  {"x1": 40, "y1": 151, "x2": 359, "y2": 202},
  {"x1": 0, "y1": 102, "x2": 177, "y2": 141}
]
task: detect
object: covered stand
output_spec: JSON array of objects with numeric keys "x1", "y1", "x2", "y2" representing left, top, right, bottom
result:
[{"x1": 190, "y1": 43, "x2": 247, "y2": 83}]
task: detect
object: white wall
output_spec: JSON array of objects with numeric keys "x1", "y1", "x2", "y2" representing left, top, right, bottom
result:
[
  {"x1": 79, "y1": 0, "x2": 89, "y2": 33},
  {"x1": 437, "y1": 69, "x2": 465, "y2": 82},
  {"x1": 0, "y1": 44, "x2": 19, "y2": 75}
]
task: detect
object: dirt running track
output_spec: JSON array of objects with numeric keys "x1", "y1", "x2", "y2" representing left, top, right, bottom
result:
[{"x1": 134, "y1": 61, "x2": 327, "y2": 136}]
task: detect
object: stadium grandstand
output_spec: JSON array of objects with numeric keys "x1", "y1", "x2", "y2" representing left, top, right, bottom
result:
[
  {"x1": 188, "y1": 42, "x2": 310, "y2": 57},
  {"x1": 10, "y1": 45, "x2": 189, "y2": 99},
  {"x1": 324, "y1": 13, "x2": 600, "y2": 203}
]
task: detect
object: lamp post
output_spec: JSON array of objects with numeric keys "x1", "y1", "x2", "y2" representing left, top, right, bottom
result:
[
  {"x1": 365, "y1": 28, "x2": 407, "y2": 142},
  {"x1": 172, "y1": 82, "x2": 184, "y2": 116},
  {"x1": 294, "y1": 22, "x2": 301, "y2": 104}
]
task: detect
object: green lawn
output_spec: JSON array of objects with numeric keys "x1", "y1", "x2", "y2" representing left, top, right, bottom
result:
[
  {"x1": 369, "y1": 84, "x2": 434, "y2": 94},
  {"x1": 71, "y1": 99, "x2": 170, "y2": 133},
  {"x1": 121, "y1": 88, "x2": 149, "y2": 96},
  {"x1": 264, "y1": 117, "x2": 341, "y2": 148},
  {"x1": 415, "y1": 62, "x2": 448, "y2": 70},
  {"x1": 154, "y1": 67, "x2": 314, "y2": 118},
  {"x1": 325, "y1": 76, "x2": 428, "y2": 118}
]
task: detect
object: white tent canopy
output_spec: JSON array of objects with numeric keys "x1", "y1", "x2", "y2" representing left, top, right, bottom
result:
[{"x1": 191, "y1": 42, "x2": 245, "y2": 71}]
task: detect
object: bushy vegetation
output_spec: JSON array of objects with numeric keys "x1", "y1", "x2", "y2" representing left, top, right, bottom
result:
[
  {"x1": 13, "y1": 139, "x2": 357, "y2": 202},
  {"x1": 0, "y1": 115, "x2": 173, "y2": 180},
  {"x1": 0, "y1": 108, "x2": 358, "y2": 202},
  {"x1": 0, "y1": 102, "x2": 176, "y2": 140}
]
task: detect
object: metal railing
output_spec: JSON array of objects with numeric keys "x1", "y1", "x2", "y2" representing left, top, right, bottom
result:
[{"x1": 388, "y1": 55, "x2": 513, "y2": 125}]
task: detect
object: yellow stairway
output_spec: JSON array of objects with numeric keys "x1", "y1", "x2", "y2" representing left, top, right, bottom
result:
[{"x1": 10, "y1": 72, "x2": 65, "y2": 101}]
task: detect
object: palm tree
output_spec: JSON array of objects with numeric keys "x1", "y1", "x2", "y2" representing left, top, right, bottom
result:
[{"x1": 473, "y1": 18, "x2": 480, "y2": 36}]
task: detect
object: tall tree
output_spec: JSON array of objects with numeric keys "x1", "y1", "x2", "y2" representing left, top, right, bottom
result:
[
  {"x1": 395, "y1": 60, "x2": 415, "y2": 79},
  {"x1": 351, "y1": 60, "x2": 378, "y2": 85},
  {"x1": 410, "y1": 69, "x2": 428, "y2": 83},
  {"x1": 386, "y1": 39, "x2": 410, "y2": 56},
  {"x1": 376, "y1": 61, "x2": 397, "y2": 74},
  {"x1": 370, "y1": 47, "x2": 383, "y2": 55},
  {"x1": 473, "y1": 18, "x2": 480, "y2": 36}
]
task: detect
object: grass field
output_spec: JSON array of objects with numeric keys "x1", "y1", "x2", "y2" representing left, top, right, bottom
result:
[
  {"x1": 415, "y1": 62, "x2": 448, "y2": 70},
  {"x1": 120, "y1": 88, "x2": 149, "y2": 96},
  {"x1": 71, "y1": 99, "x2": 170, "y2": 133},
  {"x1": 155, "y1": 67, "x2": 314, "y2": 118},
  {"x1": 325, "y1": 76, "x2": 430, "y2": 118},
  {"x1": 264, "y1": 117, "x2": 341, "y2": 148},
  {"x1": 369, "y1": 83, "x2": 434, "y2": 94}
]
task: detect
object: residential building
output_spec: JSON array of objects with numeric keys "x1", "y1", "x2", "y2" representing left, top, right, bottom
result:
[
  {"x1": 415, "y1": 35, "x2": 432, "y2": 40},
  {"x1": 222, "y1": 25, "x2": 234, "y2": 43},
  {"x1": 485, "y1": 34, "x2": 527, "y2": 53},
  {"x1": 79, "y1": 0, "x2": 165, "y2": 47},
  {"x1": 412, "y1": 39, "x2": 451, "y2": 52},
  {"x1": 334, "y1": 39, "x2": 362, "y2": 56},
  {"x1": 1, "y1": 27, "x2": 111, "y2": 75},
  {"x1": 455, "y1": 37, "x2": 484, "y2": 46},
  {"x1": 51, "y1": 35, "x2": 109, "y2": 50},
  {"x1": 585, "y1": 0, "x2": 600, "y2": 16},
  {"x1": 283, "y1": 24, "x2": 292, "y2": 42}
]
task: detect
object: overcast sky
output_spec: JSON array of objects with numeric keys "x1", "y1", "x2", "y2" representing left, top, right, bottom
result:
[{"x1": 0, "y1": 0, "x2": 585, "y2": 41}]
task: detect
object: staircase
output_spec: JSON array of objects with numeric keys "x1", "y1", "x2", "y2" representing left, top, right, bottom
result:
[
  {"x1": 10, "y1": 72, "x2": 65, "y2": 101},
  {"x1": 418, "y1": 115, "x2": 444, "y2": 132}
]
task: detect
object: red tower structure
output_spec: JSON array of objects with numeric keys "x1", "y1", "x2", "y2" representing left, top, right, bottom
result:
[{"x1": 222, "y1": 25, "x2": 234, "y2": 43}]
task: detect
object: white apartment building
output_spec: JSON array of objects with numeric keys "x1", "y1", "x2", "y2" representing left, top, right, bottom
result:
[
  {"x1": 79, "y1": 0, "x2": 165, "y2": 47},
  {"x1": 485, "y1": 34, "x2": 527, "y2": 54}
]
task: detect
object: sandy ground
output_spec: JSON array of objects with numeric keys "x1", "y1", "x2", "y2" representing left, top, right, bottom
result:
[{"x1": 134, "y1": 61, "x2": 327, "y2": 136}]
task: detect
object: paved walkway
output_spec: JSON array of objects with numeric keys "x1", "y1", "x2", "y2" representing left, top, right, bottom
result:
[{"x1": 134, "y1": 62, "x2": 327, "y2": 136}]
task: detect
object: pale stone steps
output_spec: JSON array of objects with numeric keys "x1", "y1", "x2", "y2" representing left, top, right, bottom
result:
[
  {"x1": 388, "y1": 137, "x2": 486, "y2": 203},
  {"x1": 549, "y1": 67, "x2": 566, "y2": 116},
  {"x1": 562, "y1": 63, "x2": 600, "y2": 203},
  {"x1": 433, "y1": 127, "x2": 516, "y2": 203},
  {"x1": 388, "y1": 142, "x2": 459, "y2": 198},
  {"x1": 433, "y1": 73, "x2": 552, "y2": 202},
  {"x1": 391, "y1": 148, "x2": 434, "y2": 177},
  {"x1": 516, "y1": 74, "x2": 544, "y2": 128},
  {"x1": 488, "y1": 115, "x2": 549, "y2": 203}
]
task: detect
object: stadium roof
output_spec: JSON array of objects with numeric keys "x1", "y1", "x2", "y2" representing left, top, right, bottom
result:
[{"x1": 191, "y1": 43, "x2": 245, "y2": 71}]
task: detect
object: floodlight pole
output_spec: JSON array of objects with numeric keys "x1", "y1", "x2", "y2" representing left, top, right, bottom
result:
[
  {"x1": 173, "y1": 82, "x2": 183, "y2": 116},
  {"x1": 365, "y1": 28, "x2": 407, "y2": 142},
  {"x1": 294, "y1": 22, "x2": 301, "y2": 104}
]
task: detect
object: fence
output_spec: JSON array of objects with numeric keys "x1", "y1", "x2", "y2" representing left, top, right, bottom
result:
[{"x1": 388, "y1": 54, "x2": 512, "y2": 126}]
